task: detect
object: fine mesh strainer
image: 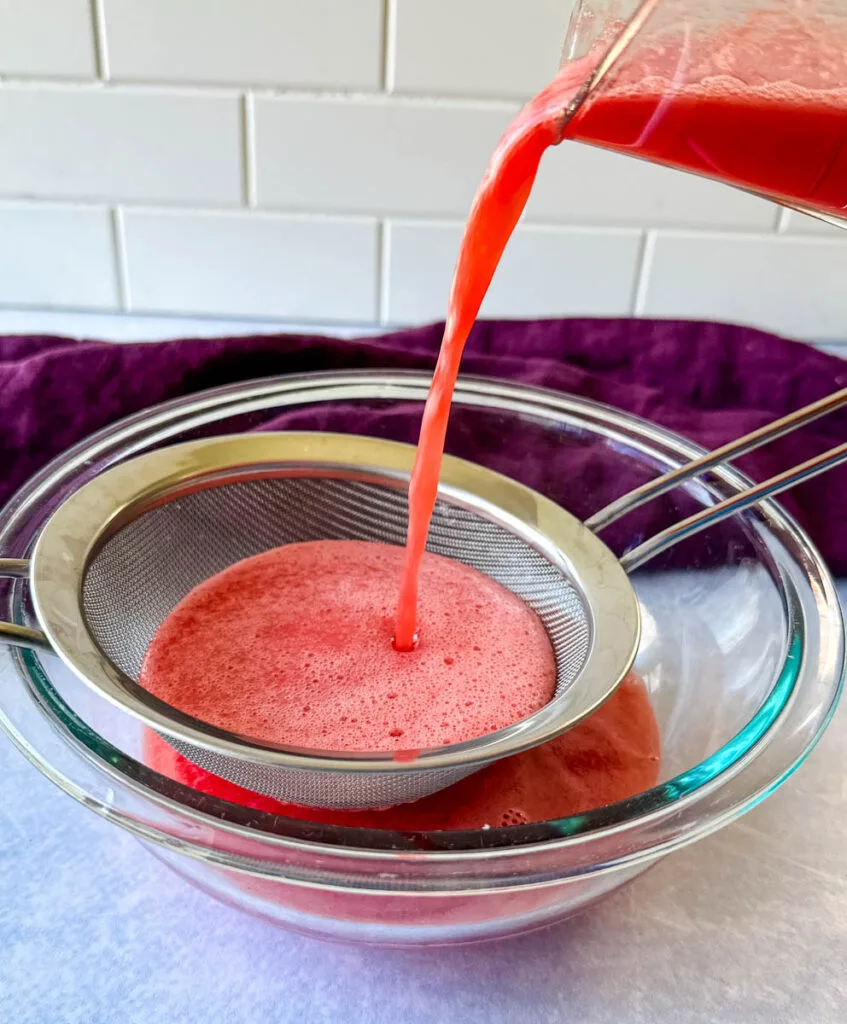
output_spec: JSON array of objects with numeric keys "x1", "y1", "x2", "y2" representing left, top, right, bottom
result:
[
  {"x1": 2, "y1": 385, "x2": 846, "y2": 810},
  {"x1": 1, "y1": 433, "x2": 638, "y2": 810}
]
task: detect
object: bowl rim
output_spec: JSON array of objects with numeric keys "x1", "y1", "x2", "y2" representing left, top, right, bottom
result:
[{"x1": 1, "y1": 369, "x2": 844, "y2": 876}]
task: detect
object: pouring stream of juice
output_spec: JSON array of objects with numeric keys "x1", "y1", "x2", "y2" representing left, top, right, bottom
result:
[
  {"x1": 392, "y1": 59, "x2": 591, "y2": 649},
  {"x1": 393, "y1": 11, "x2": 847, "y2": 650}
]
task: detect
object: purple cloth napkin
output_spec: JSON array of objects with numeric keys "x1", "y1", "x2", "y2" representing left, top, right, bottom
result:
[{"x1": 1, "y1": 318, "x2": 845, "y2": 573}]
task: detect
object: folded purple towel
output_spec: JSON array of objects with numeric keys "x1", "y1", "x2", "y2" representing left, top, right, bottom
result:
[{"x1": 1, "y1": 318, "x2": 845, "y2": 573}]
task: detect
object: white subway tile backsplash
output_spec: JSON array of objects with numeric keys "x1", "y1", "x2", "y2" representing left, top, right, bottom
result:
[
  {"x1": 0, "y1": 86, "x2": 242, "y2": 204},
  {"x1": 642, "y1": 233, "x2": 847, "y2": 339},
  {"x1": 0, "y1": 203, "x2": 117, "y2": 309},
  {"x1": 385, "y1": 220, "x2": 641, "y2": 324},
  {"x1": 0, "y1": 0, "x2": 840, "y2": 343},
  {"x1": 528, "y1": 143, "x2": 780, "y2": 229},
  {"x1": 0, "y1": 0, "x2": 96, "y2": 78},
  {"x1": 123, "y1": 209, "x2": 378, "y2": 321},
  {"x1": 254, "y1": 95, "x2": 515, "y2": 217},
  {"x1": 391, "y1": 0, "x2": 570, "y2": 99},
  {"x1": 104, "y1": 0, "x2": 383, "y2": 89}
]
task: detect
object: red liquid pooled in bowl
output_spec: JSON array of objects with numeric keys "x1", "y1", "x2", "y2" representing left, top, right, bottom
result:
[
  {"x1": 144, "y1": 672, "x2": 660, "y2": 830},
  {"x1": 146, "y1": 675, "x2": 660, "y2": 928},
  {"x1": 140, "y1": 540, "x2": 556, "y2": 752}
]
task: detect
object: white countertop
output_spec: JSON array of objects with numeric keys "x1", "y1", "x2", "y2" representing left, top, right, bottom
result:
[{"x1": 1, "y1": 584, "x2": 845, "y2": 1024}]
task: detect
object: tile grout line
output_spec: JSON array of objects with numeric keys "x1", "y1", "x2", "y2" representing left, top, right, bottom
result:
[
  {"x1": 0, "y1": 74, "x2": 522, "y2": 109},
  {"x1": 382, "y1": 0, "x2": 398, "y2": 93},
  {"x1": 90, "y1": 0, "x2": 110, "y2": 80},
  {"x1": 377, "y1": 220, "x2": 392, "y2": 324},
  {"x1": 242, "y1": 92, "x2": 258, "y2": 207},
  {"x1": 4, "y1": 193, "x2": 837, "y2": 237},
  {"x1": 631, "y1": 229, "x2": 656, "y2": 315},
  {"x1": 111, "y1": 206, "x2": 132, "y2": 311},
  {"x1": 1, "y1": 186, "x2": 842, "y2": 241}
]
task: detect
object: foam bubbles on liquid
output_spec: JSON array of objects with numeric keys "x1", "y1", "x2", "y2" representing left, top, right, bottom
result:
[
  {"x1": 140, "y1": 540, "x2": 556, "y2": 752},
  {"x1": 604, "y1": 11, "x2": 847, "y2": 107}
]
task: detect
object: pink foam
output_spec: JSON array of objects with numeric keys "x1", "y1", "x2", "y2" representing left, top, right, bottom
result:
[
  {"x1": 606, "y1": 10, "x2": 847, "y2": 101},
  {"x1": 140, "y1": 540, "x2": 556, "y2": 751}
]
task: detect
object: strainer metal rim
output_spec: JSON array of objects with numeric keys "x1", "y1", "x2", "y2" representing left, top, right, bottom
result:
[{"x1": 29, "y1": 431, "x2": 640, "y2": 774}]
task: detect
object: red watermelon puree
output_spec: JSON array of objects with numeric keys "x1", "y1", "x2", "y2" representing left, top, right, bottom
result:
[
  {"x1": 393, "y1": 11, "x2": 847, "y2": 649},
  {"x1": 144, "y1": 672, "x2": 660, "y2": 831},
  {"x1": 144, "y1": 674, "x2": 660, "y2": 927},
  {"x1": 140, "y1": 540, "x2": 556, "y2": 751}
]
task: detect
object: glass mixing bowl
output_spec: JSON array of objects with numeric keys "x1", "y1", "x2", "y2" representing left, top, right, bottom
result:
[{"x1": 0, "y1": 372, "x2": 843, "y2": 945}]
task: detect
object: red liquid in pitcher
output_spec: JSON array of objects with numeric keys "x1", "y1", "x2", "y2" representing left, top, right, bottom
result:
[
  {"x1": 567, "y1": 14, "x2": 847, "y2": 223},
  {"x1": 570, "y1": 91, "x2": 847, "y2": 220}
]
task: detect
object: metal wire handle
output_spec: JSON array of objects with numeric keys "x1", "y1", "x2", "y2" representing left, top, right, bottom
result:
[
  {"x1": 621, "y1": 440, "x2": 847, "y2": 572},
  {"x1": 588, "y1": 386, "x2": 847, "y2": 531},
  {"x1": 584, "y1": 386, "x2": 847, "y2": 572}
]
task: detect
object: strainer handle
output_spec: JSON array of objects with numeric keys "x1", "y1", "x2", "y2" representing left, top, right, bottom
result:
[
  {"x1": 586, "y1": 385, "x2": 847, "y2": 532},
  {"x1": 0, "y1": 560, "x2": 51, "y2": 652},
  {"x1": 620, "y1": 440, "x2": 847, "y2": 573}
]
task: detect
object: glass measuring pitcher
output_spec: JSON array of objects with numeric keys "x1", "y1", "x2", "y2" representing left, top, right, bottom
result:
[{"x1": 558, "y1": 0, "x2": 847, "y2": 228}]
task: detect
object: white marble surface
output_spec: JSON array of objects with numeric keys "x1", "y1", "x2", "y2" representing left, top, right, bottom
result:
[{"x1": 1, "y1": 585, "x2": 845, "y2": 1024}]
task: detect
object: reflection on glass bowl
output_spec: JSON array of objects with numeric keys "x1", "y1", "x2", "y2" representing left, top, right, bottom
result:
[{"x1": 0, "y1": 372, "x2": 842, "y2": 945}]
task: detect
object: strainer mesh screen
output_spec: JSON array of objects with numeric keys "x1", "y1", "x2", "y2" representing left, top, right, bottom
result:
[{"x1": 80, "y1": 475, "x2": 592, "y2": 806}]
